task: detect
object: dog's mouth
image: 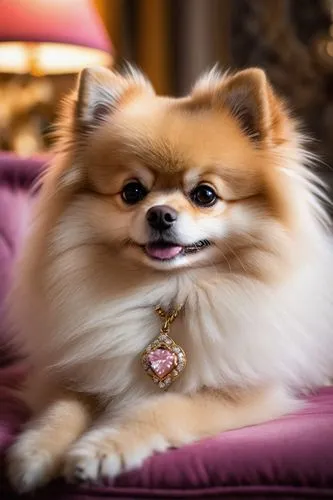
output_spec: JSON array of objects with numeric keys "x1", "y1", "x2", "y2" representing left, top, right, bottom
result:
[{"x1": 142, "y1": 239, "x2": 211, "y2": 261}]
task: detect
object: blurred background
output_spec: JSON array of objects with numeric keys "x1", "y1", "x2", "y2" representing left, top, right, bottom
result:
[{"x1": 1, "y1": 0, "x2": 333, "y2": 181}]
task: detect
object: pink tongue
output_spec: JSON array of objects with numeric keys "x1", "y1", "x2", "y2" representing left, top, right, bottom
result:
[{"x1": 146, "y1": 244, "x2": 183, "y2": 260}]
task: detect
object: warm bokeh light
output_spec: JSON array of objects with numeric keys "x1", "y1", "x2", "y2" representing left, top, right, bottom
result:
[{"x1": 0, "y1": 42, "x2": 112, "y2": 75}]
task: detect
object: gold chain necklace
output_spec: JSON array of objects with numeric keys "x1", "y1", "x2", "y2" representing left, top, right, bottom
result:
[{"x1": 141, "y1": 304, "x2": 186, "y2": 390}]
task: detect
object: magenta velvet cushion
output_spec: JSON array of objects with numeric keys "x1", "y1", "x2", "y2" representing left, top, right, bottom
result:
[
  {"x1": 0, "y1": 153, "x2": 44, "y2": 453},
  {"x1": 0, "y1": 153, "x2": 45, "y2": 339},
  {"x1": 1, "y1": 389, "x2": 333, "y2": 499},
  {"x1": 0, "y1": 153, "x2": 333, "y2": 499}
]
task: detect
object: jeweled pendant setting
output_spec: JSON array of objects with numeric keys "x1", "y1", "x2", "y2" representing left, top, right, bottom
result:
[{"x1": 141, "y1": 305, "x2": 186, "y2": 390}]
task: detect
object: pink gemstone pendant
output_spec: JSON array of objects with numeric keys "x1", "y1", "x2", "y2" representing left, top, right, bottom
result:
[
  {"x1": 148, "y1": 349, "x2": 176, "y2": 378},
  {"x1": 141, "y1": 333, "x2": 187, "y2": 390}
]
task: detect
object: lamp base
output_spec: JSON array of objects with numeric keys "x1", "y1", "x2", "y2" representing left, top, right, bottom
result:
[{"x1": 0, "y1": 75, "x2": 53, "y2": 156}]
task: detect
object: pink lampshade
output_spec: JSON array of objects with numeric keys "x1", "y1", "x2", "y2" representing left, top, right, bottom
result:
[{"x1": 0, "y1": 0, "x2": 113, "y2": 74}]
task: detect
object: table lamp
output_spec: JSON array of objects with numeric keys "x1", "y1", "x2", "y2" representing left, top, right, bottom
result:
[
  {"x1": 0, "y1": 0, "x2": 113, "y2": 75},
  {"x1": 0, "y1": 0, "x2": 113, "y2": 155}
]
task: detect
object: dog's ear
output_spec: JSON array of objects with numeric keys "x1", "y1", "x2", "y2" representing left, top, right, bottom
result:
[
  {"x1": 216, "y1": 69, "x2": 271, "y2": 141},
  {"x1": 54, "y1": 66, "x2": 153, "y2": 190},
  {"x1": 193, "y1": 68, "x2": 285, "y2": 144},
  {"x1": 75, "y1": 66, "x2": 153, "y2": 130}
]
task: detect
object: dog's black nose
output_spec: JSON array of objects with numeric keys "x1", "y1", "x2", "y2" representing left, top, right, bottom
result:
[{"x1": 146, "y1": 205, "x2": 178, "y2": 231}]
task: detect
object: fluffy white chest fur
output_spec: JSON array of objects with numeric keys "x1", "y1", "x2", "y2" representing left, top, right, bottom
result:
[{"x1": 17, "y1": 200, "x2": 333, "y2": 417}]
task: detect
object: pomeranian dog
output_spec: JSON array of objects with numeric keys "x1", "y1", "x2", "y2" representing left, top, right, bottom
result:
[{"x1": 6, "y1": 65, "x2": 333, "y2": 493}]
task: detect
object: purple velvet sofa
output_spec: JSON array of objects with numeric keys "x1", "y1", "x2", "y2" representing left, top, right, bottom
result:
[{"x1": 1, "y1": 152, "x2": 333, "y2": 499}]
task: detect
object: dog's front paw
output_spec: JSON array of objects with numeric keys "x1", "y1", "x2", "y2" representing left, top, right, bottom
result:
[
  {"x1": 7, "y1": 431, "x2": 59, "y2": 493},
  {"x1": 64, "y1": 427, "x2": 171, "y2": 484}
]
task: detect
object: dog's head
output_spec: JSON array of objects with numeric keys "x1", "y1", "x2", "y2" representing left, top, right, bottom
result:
[{"x1": 48, "y1": 66, "x2": 319, "y2": 281}]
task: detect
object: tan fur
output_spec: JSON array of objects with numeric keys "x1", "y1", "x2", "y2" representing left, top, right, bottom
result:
[
  {"x1": 6, "y1": 66, "x2": 333, "y2": 491},
  {"x1": 7, "y1": 393, "x2": 92, "y2": 490},
  {"x1": 64, "y1": 386, "x2": 296, "y2": 483}
]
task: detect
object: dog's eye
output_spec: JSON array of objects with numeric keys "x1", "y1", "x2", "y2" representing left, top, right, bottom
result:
[
  {"x1": 121, "y1": 181, "x2": 148, "y2": 205},
  {"x1": 190, "y1": 184, "x2": 217, "y2": 207}
]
